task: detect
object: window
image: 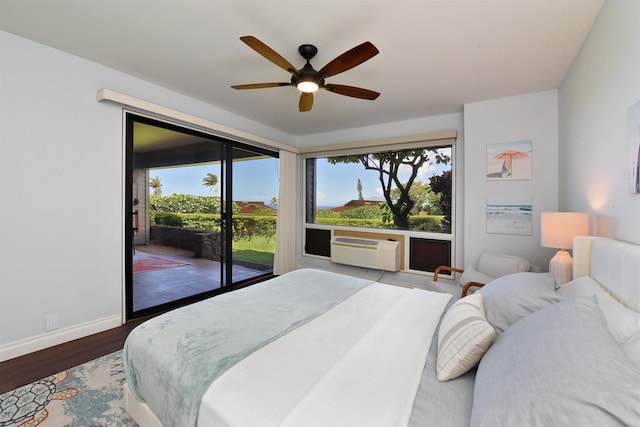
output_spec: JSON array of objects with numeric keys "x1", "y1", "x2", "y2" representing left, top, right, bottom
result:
[{"x1": 303, "y1": 137, "x2": 455, "y2": 273}]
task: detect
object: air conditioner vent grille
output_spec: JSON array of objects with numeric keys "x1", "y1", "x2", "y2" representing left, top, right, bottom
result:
[
  {"x1": 330, "y1": 237, "x2": 400, "y2": 271},
  {"x1": 333, "y1": 237, "x2": 379, "y2": 246}
]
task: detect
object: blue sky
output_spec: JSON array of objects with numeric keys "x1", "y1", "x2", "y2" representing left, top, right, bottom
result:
[
  {"x1": 150, "y1": 157, "x2": 280, "y2": 202},
  {"x1": 150, "y1": 150, "x2": 450, "y2": 208},
  {"x1": 315, "y1": 150, "x2": 451, "y2": 207}
]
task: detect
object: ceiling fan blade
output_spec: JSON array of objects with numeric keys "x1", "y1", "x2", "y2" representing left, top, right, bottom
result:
[
  {"x1": 239, "y1": 36, "x2": 299, "y2": 76},
  {"x1": 231, "y1": 82, "x2": 291, "y2": 90},
  {"x1": 318, "y1": 41, "x2": 379, "y2": 78},
  {"x1": 324, "y1": 83, "x2": 380, "y2": 100},
  {"x1": 299, "y1": 92, "x2": 313, "y2": 112}
]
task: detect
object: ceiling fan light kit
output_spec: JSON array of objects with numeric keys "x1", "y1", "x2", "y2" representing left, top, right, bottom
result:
[
  {"x1": 296, "y1": 81, "x2": 319, "y2": 93},
  {"x1": 231, "y1": 36, "x2": 380, "y2": 112}
]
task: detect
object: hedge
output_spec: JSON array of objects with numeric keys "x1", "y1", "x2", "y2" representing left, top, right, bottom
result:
[
  {"x1": 151, "y1": 212, "x2": 276, "y2": 242},
  {"x1": 316, "y1": 215, "x2": 446, "y2": 232},
  {"x1": 150, "y1": 194, "x2": 239, "y2": 214}
]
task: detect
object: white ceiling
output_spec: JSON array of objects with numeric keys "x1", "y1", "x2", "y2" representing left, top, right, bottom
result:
[{"x1": 0, "y1": 0, "x2": 604, "y2": 137}]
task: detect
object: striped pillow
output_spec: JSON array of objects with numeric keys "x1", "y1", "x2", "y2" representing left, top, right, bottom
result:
[{"x1": 437, "y1": 293, "x2": 495, "y2": 381}]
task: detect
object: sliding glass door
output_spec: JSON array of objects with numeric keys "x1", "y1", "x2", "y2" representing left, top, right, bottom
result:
[{"x1": 125, "y1": 113, "x2": 278, "y2": 320}]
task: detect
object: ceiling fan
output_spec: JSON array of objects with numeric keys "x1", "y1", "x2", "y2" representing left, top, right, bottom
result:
[{"x1": 231, "y1": 36, "x2": 380, "y2": 112}]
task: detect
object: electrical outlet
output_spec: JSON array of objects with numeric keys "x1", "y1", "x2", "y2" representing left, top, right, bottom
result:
[{"x1": 46, "y1": 313, "x2": 59, "y2": 331}]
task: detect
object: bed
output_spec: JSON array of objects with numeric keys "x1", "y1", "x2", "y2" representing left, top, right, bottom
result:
[{"x1": 123, "y1": 236, "x2": 640, "y2": 426}]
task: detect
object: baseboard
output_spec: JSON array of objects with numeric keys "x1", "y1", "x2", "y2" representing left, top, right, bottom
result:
[{"x1": 0, "y1": 314, "x2": 122, "y2": 362}]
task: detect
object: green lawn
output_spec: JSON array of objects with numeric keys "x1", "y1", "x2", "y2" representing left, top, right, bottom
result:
[{"x1": 232, "y1": 235, "x2": 275, "y2": 266}]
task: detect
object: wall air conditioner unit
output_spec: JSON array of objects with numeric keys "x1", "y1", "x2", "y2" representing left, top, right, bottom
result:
[{"x1": 330, "y1": 237, "x2": 400, "y2": 272}]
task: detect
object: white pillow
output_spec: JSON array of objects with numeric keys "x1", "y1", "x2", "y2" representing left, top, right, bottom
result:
[
  {"x1": 437, "y1": 293, "x2": 495, "y2": 381},
  {"x1": 558, "y1": 276, "x2": 640, "y2": 365}
]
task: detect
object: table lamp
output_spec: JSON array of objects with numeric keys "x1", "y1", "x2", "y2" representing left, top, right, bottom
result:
[{"x1": 541, "y1": 212, "x2": 589, "y2": 285}]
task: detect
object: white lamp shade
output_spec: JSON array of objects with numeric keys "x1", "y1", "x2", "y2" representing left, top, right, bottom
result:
[{"x1": 541, "y1": 212, "x2": 589, "y2": 250}]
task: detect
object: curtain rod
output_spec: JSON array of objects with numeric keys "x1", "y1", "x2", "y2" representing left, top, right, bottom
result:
[{"x1": 96, "y1": 88, "x2": 299, "y2": 154}]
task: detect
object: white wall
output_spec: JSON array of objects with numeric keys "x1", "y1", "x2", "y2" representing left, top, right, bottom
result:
[
  {"x1": 0, "y1": 31, "x2": 292, "y2": 360},
  {"x1": 463, "y1": 91, "x2": 559, "y2": 270},
  {"x1": 559, "y1": 0, "x2": 640, "y2": 244}
]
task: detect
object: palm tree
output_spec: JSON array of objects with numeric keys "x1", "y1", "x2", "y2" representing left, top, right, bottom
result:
[
  {"x1": 202, "y1": 173, "x2": 218, "y2": 193},
  {"x1": 149, "y1": 176, "x2": 162, "y2": 196}
]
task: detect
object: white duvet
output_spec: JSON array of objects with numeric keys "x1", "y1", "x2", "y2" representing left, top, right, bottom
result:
[{"x1": 197, "y1": 283, "x2": 451, "y2": 427}]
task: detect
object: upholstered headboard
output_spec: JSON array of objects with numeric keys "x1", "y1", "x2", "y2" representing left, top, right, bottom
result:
[{"x1": 573, "y1": 236, "x2": 640, "y2": 312}]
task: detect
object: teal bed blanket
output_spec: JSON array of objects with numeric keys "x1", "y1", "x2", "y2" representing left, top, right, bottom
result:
[{"x1": 123, "y1": 268, "x2": 373, "y2": 427}]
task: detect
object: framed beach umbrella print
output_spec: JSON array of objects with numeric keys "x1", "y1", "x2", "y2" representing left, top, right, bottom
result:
[{"x1": 486, "y1": 140, "x2": 532, "y2": 180}]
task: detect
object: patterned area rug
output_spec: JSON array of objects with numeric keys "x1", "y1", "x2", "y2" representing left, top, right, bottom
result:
[
  {"x1": 133, "y1": 252, "x2": 188, "y2": 273},
  {"x1": 0, "y1": 351, "x2": 137, "y2": 427}
]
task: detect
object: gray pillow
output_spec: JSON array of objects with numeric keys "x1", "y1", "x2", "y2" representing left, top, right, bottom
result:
[
  {"x1": 471, "y1": 297, "x2": 640, "y2": 426},
  {"x1": 479, "y1": 272, "x2": 561, "y2": 334}
]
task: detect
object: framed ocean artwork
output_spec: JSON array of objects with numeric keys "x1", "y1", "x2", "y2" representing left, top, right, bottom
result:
[{"x1": 486, "y1": 197, "x2": 532, "y2": 235}]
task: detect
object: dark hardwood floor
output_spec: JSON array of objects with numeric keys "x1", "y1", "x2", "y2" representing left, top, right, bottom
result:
[{"x1": 0, "y1": 317, "x2": 150, "y2": 395}]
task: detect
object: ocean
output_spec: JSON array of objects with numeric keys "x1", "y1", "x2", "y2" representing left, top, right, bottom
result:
[{"x1": 486, "y1": 203, "x2": 532, "y2": 235}]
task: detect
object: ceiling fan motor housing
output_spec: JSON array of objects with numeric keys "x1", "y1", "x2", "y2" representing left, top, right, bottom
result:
[
  {"x1": 298, "y1": 44, "x2": 318, "y2": 61},
  {"x1": 292, "y1": 65, "x2": 324, "y2": 87}
]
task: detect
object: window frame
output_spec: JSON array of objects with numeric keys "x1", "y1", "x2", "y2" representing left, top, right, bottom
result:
[{"x1": 300, "y1": 131, "x2": 457, "y2": 276}]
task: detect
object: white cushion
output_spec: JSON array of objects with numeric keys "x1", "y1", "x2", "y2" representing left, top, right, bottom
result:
[
  {"x1": 437, "y1": 293, "x2": 495, "y2": 381},
  {"x1": 476, "y1": 252, "x2": 530, "y2": 278},
  {"x1": 430, "y1": 266, "x2": 493, "y2": 298},
  {"x1": 456, "y1": 266, "x2": 495, "y2": 288}
]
